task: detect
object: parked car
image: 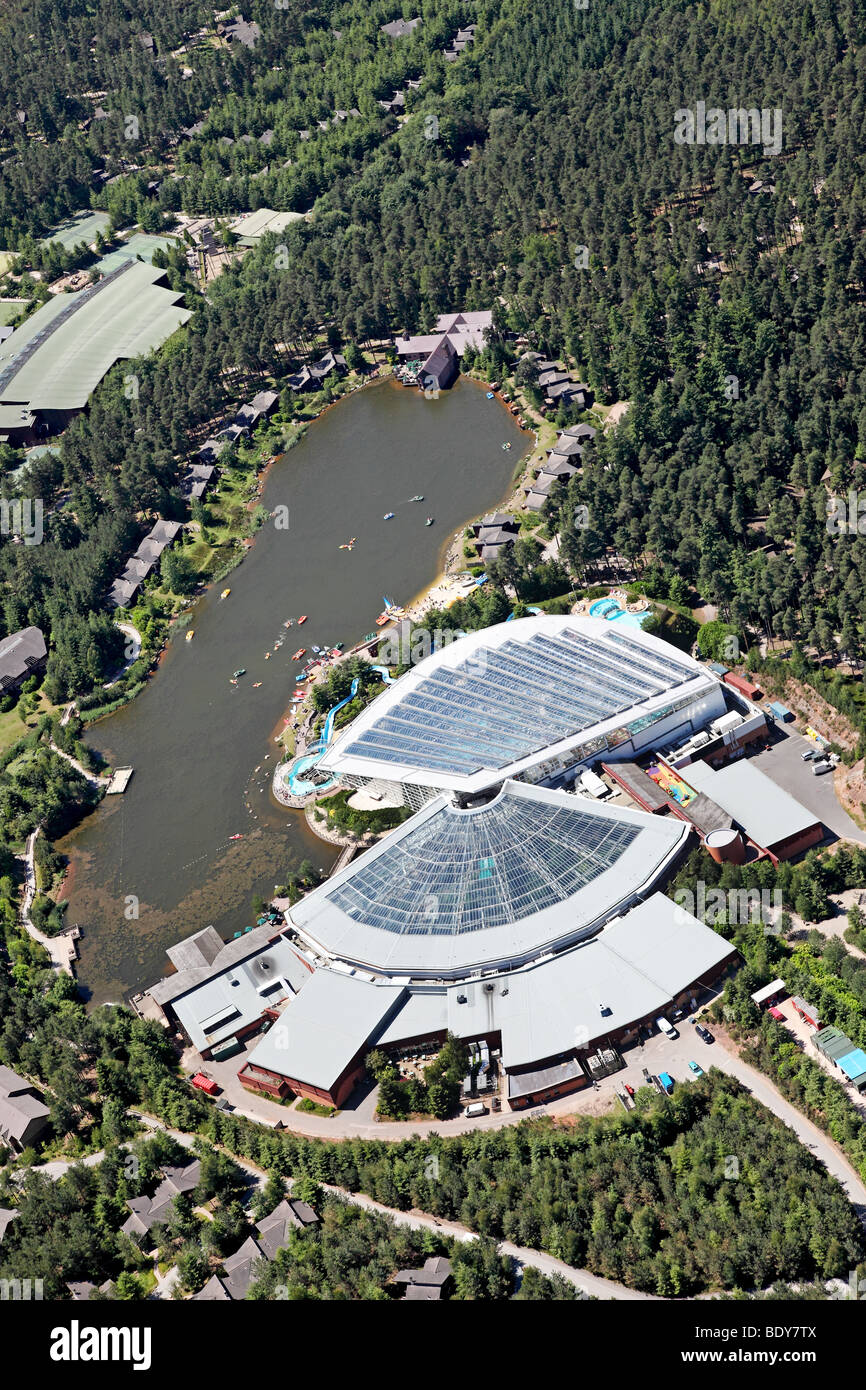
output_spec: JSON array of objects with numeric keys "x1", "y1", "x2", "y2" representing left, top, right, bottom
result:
[
  {"x1": 697, "y1": 1025, "x2": 715, "y2": 1044},
  {"x1": 624, "y1": 1083, "x2": 635, "y2": 1098},
  {"x1": 688, "y1": 1061, "x2": 704, "y2": 1076},
  {"x1": 801, "y1": 748, "x2": 815, "y2": 761}
]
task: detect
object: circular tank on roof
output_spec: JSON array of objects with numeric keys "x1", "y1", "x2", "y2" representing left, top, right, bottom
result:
[{"x1": 705, "y1": 828, "x2": 745, "y2": 865}]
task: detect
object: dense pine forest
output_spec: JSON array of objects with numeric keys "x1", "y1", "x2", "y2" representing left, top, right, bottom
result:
[
  {"x1": 2, "y1": 0, "x2": 866, "y2": 698},
  {"x1": 0, "y1": 956, "x2": 862, "y2": 1297}
]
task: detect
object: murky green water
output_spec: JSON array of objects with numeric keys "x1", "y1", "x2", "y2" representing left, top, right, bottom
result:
[{"x1": 59, "y1": 378, "x2": 529, "y2": 1003}]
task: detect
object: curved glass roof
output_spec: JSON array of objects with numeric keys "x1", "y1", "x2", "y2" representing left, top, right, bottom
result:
[
  {"x1": 325, "y1": 792, "x2": 640, "y2": 936},
  {"x1": 338, "y1": 625, "x2": 696, "y2": 778}
]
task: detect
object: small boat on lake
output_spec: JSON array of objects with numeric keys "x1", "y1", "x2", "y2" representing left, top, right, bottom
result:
[
  {"x1": 220, "y1": 588, "x2": 231, "y2": 599},
  {"x1": 291, "y1": 648, "x2": 306, "y2": 660},
  {"x1": 185, "y1": 630, "x2": 195, "y2": 642},
  {"x1": 298, "y1": 615, "x2": 308, "y2": 625},
  {"x1": 252, "y1": 682, "x2": 262, "y2": 688},
  {"x1": 232, "y1": 668, "x2": 246, "y2": 678},
  {"x1": 383, "y1": 512, "x2": 395, "y2": 520},
  {"x1": 425, "y1": 517, "x2": 434, "y2": 526},
  {"x1": 264, "y1": 653, "x2": 270, "y2": 659},
  {"x1": 410, "y1": 495, "x2": 424, "y2": 502},
  {"x1": 229, "y1": 834, "x2": 243, "y2": 841}
]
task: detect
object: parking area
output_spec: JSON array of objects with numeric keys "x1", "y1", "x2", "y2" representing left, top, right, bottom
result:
[
  {"x1": 748, "y1": 724, "x2": 866, "y2": 844},
  {"x1": 587, "y1": 1017, "x2": 720, "y2": 1106}
]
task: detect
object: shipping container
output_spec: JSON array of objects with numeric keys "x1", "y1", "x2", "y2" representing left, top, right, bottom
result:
[
  {"x1": 768, "y1": 701, "x2": 793, "y2": 722},
  {"x1": 723, "y1": 672, "x2": 762, "y2": 700}
]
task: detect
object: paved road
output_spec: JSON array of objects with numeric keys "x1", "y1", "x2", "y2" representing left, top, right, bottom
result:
[
  {"x1": 16, "y1": 828, "x2": 77, "y2": 974},
  {"x1": 750, "y1": 726, "x2": 866, "y2": 844},
  {"x1": 591, "y1": 1022, "x2": 866, "y2": 1221},
  {"x1": 198, "y1": 1014, "x2": 866, "y2": 1202},
  {"x1": 12, "y1": 1147, "x2": 105, "y2": 1184},
  {"x1": 328, "y1": 1188, "x2": 657, "y2": 1300},
  {"x1": 49, "y1": 741, "x2": 109, "y2": 788},
  {"x1": 104, "y1": 622, "x2": 142, "y2": 689},
  {"x1": 132, "y1": 1112, "x2": 644, "y2": 1299}
]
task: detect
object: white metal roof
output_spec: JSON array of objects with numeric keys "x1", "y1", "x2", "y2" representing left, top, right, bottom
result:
[
  {"x1": 683, "y1": 759, "x2": 820, "y2": 847},
  {"x1": 170, "y1": 936, "x2": 311, "y2": 1053},
  {"x1": 255, "y1": 892, "x2": 735, "y2": 1083},
  {"x1": 246, "y1": 969, "x2": 407, "y2": 1090}
]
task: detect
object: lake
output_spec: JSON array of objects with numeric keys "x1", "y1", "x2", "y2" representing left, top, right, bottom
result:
[{"x1": 60, "y1": 377, "x2": 529, "y2": 1003}]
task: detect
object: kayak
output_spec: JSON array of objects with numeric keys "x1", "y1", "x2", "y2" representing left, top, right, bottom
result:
[
  {"x1": 298, "y1": 615, "x2": 307, "y2": 624},
  {"x1": 252, "y1": 682, "x2": 262, "y2": 688}
]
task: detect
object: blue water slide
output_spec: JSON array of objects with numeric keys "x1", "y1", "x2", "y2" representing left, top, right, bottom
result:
[
  {"x1": 319, "y1": 675, "x2": 360, "y2": 746},
  {"x1": 369, "y1": 664, "x2": 397, "y2": 684}
]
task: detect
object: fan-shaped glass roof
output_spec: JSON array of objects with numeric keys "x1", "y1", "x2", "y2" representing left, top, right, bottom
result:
[{"x1": 326, "y1": 792, "x2": 640, "y2": 936}]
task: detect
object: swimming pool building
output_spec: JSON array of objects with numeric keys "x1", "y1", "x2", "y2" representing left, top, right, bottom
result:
[
  {"x1": 238, "y1": 781, "x2": 736, "y2": 1107},
  {"x1": 318, "y1": 615, "x2": 727, "y2": 809}
]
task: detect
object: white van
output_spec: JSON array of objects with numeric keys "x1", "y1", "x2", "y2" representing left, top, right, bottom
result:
[
  {"x1": 464, "y1": 1102, "x2": 488, "y2": 1118},
  {"x1": 656, "y1": 1016, "x2": 678, "y2": 1039}
]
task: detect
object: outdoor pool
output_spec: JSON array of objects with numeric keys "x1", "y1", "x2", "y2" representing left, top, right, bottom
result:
[{"x1": 589, "y1": 598, "x2": 650, "y2": 627}]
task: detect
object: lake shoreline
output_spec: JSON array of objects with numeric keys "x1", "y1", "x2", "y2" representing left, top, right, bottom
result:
[{"x1": 63, "y1": 374, "x2": 527, "y2": 1002}]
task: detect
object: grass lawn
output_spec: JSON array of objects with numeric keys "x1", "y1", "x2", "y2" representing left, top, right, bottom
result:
[
  {"x1": 0, "y1": 294, "x2": 26, "y2": 322},
  {"x1": 0, "y1": 690, "x2": 62, "y2": 757}
]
